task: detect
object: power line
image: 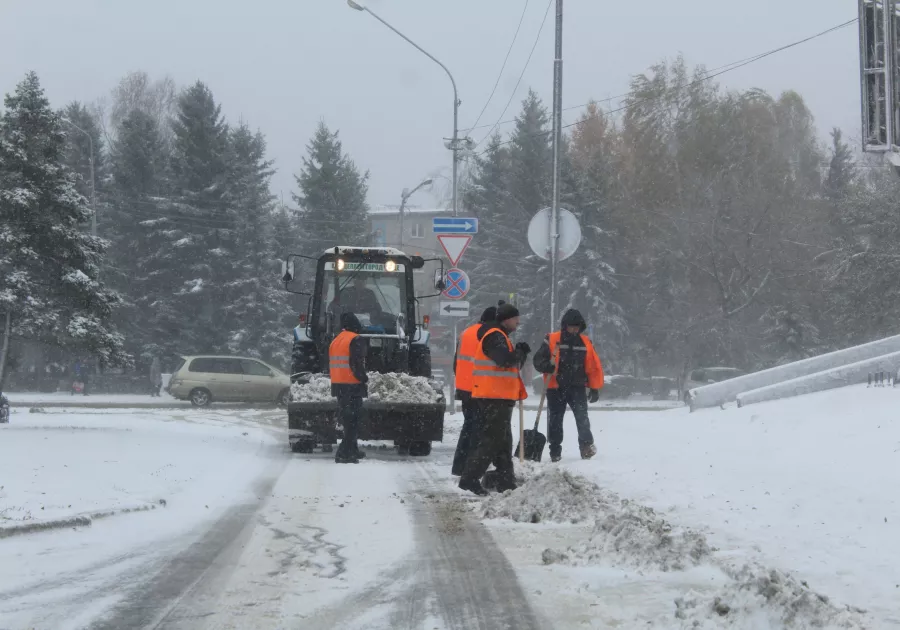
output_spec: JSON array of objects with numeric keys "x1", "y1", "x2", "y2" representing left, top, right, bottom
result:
[
  {"x1": 475, "y1": 0, "x2": 555, "y2": 148},
  {"x1": 477, "y1": 17, "x2": 858, "y2": 153},
  {"x1": 466, "y1": 0, "x2": 531, "y2": 134}
]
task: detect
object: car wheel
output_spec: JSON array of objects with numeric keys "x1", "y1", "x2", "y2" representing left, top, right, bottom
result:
[
  {"x1": 190, "y1": 388, "x2": 212, "y2": 407},
  {"x1": 278, "y1": 388, "x2": 291, "y2": 407}
]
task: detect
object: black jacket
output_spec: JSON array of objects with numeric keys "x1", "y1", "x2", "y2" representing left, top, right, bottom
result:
[
  {"x1": 332, "y1": 313, "x2": 369, "y2": 398},
  {"x1": 533, "y1": 309, "x2": 591, "y2": 390}
]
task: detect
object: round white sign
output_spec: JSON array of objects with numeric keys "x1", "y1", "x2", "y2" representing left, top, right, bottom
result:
[{"x1": 527, "y1": 207, "x2": 582, "y2": 261}]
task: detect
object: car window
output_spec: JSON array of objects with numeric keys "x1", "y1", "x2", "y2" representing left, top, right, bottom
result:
[
  {"x1": 189, "y1": 358, "x2": 215, "y2": 373},
  {"x1": 216, "y1": 359, "x2": 243, "y2": 374},
  {"x1": 690, "y1": 369, "x2": 706, "y2": 381},
  {"x1": 241, "y1": 360, "x2": 272, "y2": 377}
]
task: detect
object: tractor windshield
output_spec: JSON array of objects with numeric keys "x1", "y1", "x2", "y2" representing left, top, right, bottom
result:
[{"x1": 320, "y1": 261, "x2": 408, "y2": 334}]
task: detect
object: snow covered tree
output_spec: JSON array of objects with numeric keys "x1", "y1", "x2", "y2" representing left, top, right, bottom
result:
[
  {"x1": 105, "y1": 107, "x2": 178, "y2": 364},
  {"x1": 762, "y1": 306, "x2": 822, "y2": 366},
  {"x1": 0, "y1": 72, "x2": 127, "y2": 382},
  {"x1": 293, "y1": 121, "x2": 369, "y2": 251},
  {"x1": 563, "y1": 103, "x2": 625, "y2": 357},
  {"x1": 61, "y1": 101, "x2": 105, "y2": 203},
  {"x1": 220, "y1": 123, "x2": 292, "y2": 367},
  {"x1": 164, "y1": 81, "x2": 232, "y2": 352},
  {"x1": 465, "y1": 134, "x2": 520, "y2": 312},
  {"x1": 824, "y1": 128, "x2": 856, "y2": 201}
]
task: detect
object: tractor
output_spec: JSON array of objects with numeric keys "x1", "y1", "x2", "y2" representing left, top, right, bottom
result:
[{"x1": 282, "y1": 246, "x2": 446, "y2": 456}]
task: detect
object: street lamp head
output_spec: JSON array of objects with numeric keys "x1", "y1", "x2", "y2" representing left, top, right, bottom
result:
[
  {"x1": 347, "y1": 0, "x2": 365, "y2": 10},
  {"x1": 422, "y1": 178, "x2": 434, "y2": 187}
]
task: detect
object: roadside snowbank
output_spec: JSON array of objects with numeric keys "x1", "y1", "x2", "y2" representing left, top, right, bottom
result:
[
  {"x1": 291, "y1": 372, "x2": 442, "y2": 404},
  {"x1": 483, "y1": 466, "x2": 711, "y2": 571},
  {"x1": 669, "y1": 563, "x2": 867, "y2": 629}
]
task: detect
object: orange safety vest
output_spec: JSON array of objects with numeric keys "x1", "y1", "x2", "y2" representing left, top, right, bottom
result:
[
  {"x1": 454, "y1": 323, "x2": 481, "y2": 393},
  {"x1": 471, "y1": 328, "x2": 527, "y2": 401},
  {"x1": 329, "y1": 330, "x2": 362, "y2": 385},
  {"x1": 545, "y1": 331, "x2": 604, "y2": 390}
]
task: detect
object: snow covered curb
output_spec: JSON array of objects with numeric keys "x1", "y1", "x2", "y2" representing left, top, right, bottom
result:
[
  {"x1": 0, "y1": 502, "x2": 162, "y2": 539},
  {"x1": 479, "y1": 466, "x2": 869, "y2": 628}
]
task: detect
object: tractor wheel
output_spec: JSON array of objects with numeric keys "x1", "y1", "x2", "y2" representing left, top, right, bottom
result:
[{"x1": 408, "y1": 441, "x2": 432, "y2": 457}]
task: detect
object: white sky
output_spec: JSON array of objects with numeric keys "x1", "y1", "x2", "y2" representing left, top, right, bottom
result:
[{"x1": 0, "y1": 0, "x2": 862, "y2": 207}]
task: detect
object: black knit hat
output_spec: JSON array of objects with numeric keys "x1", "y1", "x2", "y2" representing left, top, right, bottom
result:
[
  {"x1": 496, "y1": 303, "x2": 520, "y2": 323},
  {"x1": 480, "y1": 306, "x2": 497, "y2": 323}
]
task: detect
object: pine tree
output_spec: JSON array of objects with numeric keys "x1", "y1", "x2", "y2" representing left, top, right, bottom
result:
[
  {"x1": 465, "y1": 133, "x2": 519, "y2": 309},
  {"x1": 106, "y1": 108, "x2": 177, "y2": 364},
  {"x1": 293, "y1": 121, "x2": 369, "y2": 252},
  {"x1": 504, "y1": 91, "x2": 552, "y2": 341},
  {"x1": 0, "y1": 72, "x2": 127, "y2": 381},
  {"x1": 824, "y1": 127, "x2": 856, "y2": 201},
  {"x1": 220, "y1": 123, "x2": 292, "y2": 366},
  {"x1": 166, "y1": 81, "x2": 232, "y2": 353},
  {"x1": 61, "y1": 101, "x2": 105, "y2": 203}
]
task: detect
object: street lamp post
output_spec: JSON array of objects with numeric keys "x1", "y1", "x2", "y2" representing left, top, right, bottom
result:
[
  {"x1": 398, "y1": 178, "x2": 433, "y2": 249},
  {"x1": 347, "y1": 1, "x2": 461, "y2": 218},
  {"x1": 61, "y1": 117, "x2": 97, "y2": 237}
]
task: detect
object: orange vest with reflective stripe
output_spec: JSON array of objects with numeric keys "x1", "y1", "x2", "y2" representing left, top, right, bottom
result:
[
  {"x1": 471, "y1": 328, "x2": 527, "y2": 401},
  {"x1": 329, "y1": 330, "x2": 361, "y2": 385},
  {"x1": 546, "y1": 331, "x2": 604, "y2": 390},
  {"x1": 454, "y1": 323, "x2": 481, "y2": 393}
]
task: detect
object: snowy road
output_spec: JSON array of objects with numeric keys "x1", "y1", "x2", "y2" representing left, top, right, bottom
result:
[
  {"x1": 2, "y1": 386, "x2": 895, "y2": 629},
  {"x1": 0, "y1": 407, "x2": 545, "y2": 630}
]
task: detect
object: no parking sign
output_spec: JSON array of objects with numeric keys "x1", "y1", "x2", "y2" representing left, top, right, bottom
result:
[{"x1": 442, "y1": 268, "x2": 470, "y2": 300}]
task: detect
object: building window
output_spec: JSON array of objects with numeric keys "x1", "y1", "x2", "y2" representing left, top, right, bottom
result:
[{"x1": 410, "y1": 223, "x2": 424, "y2": 239}]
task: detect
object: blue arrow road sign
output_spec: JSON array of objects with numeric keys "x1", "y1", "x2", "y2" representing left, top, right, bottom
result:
[
  {"x1": 433, "y1": 217, "x2": 478, "y2": 234},
  {"x1": 442, "y1": 268, "x2": 470, "y2": 300}
]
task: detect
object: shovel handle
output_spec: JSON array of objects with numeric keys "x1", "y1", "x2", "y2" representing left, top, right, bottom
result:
[{"x1": 518, "y1": 400, "x2": 525, "y2": 463}]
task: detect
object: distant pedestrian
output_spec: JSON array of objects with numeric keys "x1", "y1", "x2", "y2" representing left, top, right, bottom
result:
[
  {"x1": 459, "y1": 303, "x2": 530, "y2": 496},
  {"x1": 329, "y1": 312, "x2": 369, "y2": 464},
  {"x1": 72, "y1": 358, "x2": 89, "y2": 396},
  {"x1": 149, "y1": 357, "x2": 162, "y2": 397},
  {"x1": 533, "y1": 309, "x2": 604, "y2": 461},
  {"x1": 451, "y1": 306, "x2": 497, "y2": 476}
]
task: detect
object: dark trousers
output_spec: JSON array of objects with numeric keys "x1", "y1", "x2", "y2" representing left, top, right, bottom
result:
[
  {"x1": 460, "y1": 400, "x2": 514, "y2": 485},
  {"x1": 451, "y1": 393, "x2": 479, "y2": 476},
  {"x1": 547, "y1": 386, "x2": 593, "y2": 458},
  {"x1": 336, "y1": 394, "x2": 363, "y2": 459}
]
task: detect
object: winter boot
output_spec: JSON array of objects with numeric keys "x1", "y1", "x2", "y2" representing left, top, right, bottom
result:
[
  {"x1": 459, "y1": 478, "x2": 489, "y2": 496},
  {"x1": 579, "y1": 443, "x2": 597, "y2": 460},
  {"x1": 550, "y1": 454, "x2": 561, "y2": 463}
]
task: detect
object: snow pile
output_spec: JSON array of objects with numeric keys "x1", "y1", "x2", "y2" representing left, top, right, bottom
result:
[
  {"x1": 482, "y1": 466, "x2": 711, "y2": 570},
  {"x1": 481, "y1": 466, "x2": 609, "y2": 524},
  {"x1": 290, "y1": 373, "x2": 442, "y2": 404},
  {"x1": 551, "y1": 501, "x2": 713, "y2": 571},
  {"x1": 367, "y1": 372, "x2": 442, "y2": 404},
  {"x1": 290, "y1": 375, "x2": 335, "y2": 402},
  {"x1": 669, "y1": 564, "x2": 868, "y2": 629}
]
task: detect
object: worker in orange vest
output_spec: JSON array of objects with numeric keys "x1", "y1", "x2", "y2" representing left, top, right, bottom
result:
[
  {"x1": 533, "y1": 309, "x2": 604, "y2": 462},
  {"x1": 451, "y1": 306, "x2": 497, "y2": 476},
  {"x1": 459, "y1": 303, "x2": 530, "y2": 496},
  {"x1": 329, "y1": 312, "x2": 369, "y2": 464}
]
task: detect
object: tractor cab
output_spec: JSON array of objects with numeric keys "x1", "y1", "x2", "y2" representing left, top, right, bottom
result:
[{"x1": 284, "y1": 246, "x2": 444, "y2": 379}]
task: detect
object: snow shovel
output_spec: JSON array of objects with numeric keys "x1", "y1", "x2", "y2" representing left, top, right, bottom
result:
[{"x1": 516, "y1": 348, "x2": 558, "y2": 463}]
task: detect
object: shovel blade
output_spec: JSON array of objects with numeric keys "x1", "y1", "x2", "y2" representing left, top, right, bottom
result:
[{"x1": 517, "y1": 429, "x2": 546, "y2": 462}]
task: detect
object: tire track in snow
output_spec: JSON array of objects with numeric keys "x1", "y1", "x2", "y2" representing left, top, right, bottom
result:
[
  {"x1": 302, "y1": 463, "x2": 546, "y2": 630},
  {"x1": 86, "y1": 446, "x2": 289, "y2": 630}
]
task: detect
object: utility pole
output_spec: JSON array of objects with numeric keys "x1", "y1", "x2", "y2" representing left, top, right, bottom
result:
[
  {"x1": 549, "y1": 0, "x2": 564, "y2": 329},
  {"x1": 62, "y1": 117, "x2": 97, "y2": 237}
]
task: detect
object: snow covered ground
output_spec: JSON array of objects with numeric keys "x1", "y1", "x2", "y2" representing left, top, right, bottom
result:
[
  {"x1": 469, "y1": 384, "x2": 899, "y2": 628},
  {"x1": 0, "y1": 407, "x2": 286, "y2": 628},
  {"x1": 2, "y1": 384, "x2": 895, "y2": 628}
]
